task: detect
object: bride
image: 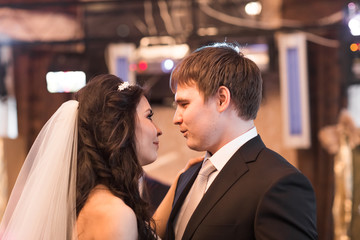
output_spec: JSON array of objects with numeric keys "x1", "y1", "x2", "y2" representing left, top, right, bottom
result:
[{"x1": 0, "y1": 74, "x2": 200, "y2": 239}]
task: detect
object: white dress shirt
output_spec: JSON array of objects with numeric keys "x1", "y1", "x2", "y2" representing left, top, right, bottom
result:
[
  {"x1": 205, "y1": 126, "x2": 258, "y2": 190},
  {"x1": 173, "y1": 127, "x2": 258, "y2": 238}
]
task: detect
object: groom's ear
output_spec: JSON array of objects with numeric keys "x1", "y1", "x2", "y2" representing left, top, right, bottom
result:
[{"x1": 216, "y1": 86, "x2": 231, "y2": 112}]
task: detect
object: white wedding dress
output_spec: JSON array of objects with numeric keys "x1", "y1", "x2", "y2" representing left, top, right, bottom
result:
[{"x1": 0, "y1": 100, "x2": 79, "y2": 240}]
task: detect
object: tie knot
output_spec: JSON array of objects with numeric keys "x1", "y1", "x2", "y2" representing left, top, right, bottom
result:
[{"x1": 199, "y1": 159, "x2": 216, "y2": 177}]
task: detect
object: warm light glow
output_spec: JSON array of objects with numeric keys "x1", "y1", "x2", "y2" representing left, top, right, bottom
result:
[
  {"x1": 350, "y1": 43, "x2": 359, "y2": 52},
  {"x1": 197, "y1": 27, "x2": 219, "y2": 36},
  {"x1": 245, "y1": 1, "x2": 262, "y2": 16}
]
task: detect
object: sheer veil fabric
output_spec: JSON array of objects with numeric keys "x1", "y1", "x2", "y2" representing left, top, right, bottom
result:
[{"x1": 0, "y1": 100, "x2": 79, "y2": 240}]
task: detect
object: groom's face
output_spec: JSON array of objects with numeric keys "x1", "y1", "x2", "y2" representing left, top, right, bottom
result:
[{"x1": 173, "y1": 83, "x2": 220, "y2": 154}]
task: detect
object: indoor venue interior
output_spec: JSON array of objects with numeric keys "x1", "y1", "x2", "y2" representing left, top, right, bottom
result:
[{"x1": 0, "y1": 0, "x2": 359, "y2": 239}]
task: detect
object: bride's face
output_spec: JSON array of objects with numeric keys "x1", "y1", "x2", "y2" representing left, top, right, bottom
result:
[{"x1": 134, "y1": 96, "x2": 162, "y2": 166}]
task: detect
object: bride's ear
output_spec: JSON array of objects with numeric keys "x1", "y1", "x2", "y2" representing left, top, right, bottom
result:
[{"x1": 216, "y1": 86, "x2": 231, "y2": 112}]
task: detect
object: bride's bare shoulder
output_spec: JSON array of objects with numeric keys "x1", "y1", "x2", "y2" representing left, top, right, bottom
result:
[{"x1": 77, "y1": 185, "x2": 138, "y2": 240}]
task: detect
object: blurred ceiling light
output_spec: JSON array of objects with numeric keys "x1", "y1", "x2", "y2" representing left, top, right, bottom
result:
[
  {"x1": 347, "y1": 2, "x2": 360, "y2": 36},
  {"x1": 349, "y1": 14, "x2": 360, "y2": 36},
  {"x1": 197, "y1": 27, "x2": 219, "y2": 36},
  {"x1": 46, "y1": 71, "x2": 86, "y2": 93},
  {"x1": 137, "y1": 36, "x2": 189, "y2": 60},
  {"x1": 134, "y1": 36, "x2": 190, "y2": 74},
  {"x1": 161, "y1": 59, "x2": 175, "y2": 73},
  {"x1": 245, "y1": 1, "x2": 262, "y2": 16}
]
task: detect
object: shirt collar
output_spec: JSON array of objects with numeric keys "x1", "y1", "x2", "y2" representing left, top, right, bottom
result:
[{"x1": 205, "y1": 127, "x2": 258, "y2": 171}]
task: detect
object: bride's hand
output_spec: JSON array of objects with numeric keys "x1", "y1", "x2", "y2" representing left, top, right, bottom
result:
[
  {"x1": 152, "y1": 155, "x2": 205, "y2": 237},
  {"x1": 152, "y1": 155, "x2": 204, "y2": 237},
  {"x1": 180, "y1": 156, "x2": 204, "y2": 174}
]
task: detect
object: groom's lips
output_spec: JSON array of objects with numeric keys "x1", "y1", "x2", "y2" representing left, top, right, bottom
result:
[{"x1": 180, "y1": 130, "x2": 188, "y2": 137}]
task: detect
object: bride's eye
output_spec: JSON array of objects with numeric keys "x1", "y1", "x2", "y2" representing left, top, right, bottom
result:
[{"x1": 147, "y1": 111, "x2": 154, "y2": 120}]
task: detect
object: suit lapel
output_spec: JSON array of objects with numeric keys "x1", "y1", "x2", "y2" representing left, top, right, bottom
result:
[
  {"x1": 165, "y1": 161, "x2": 202, "y2": 239},
  {"x1": 173, "y1": 162, "x2": 202, "y2": 211},
  {"x1": 182, "y1": 135, "x2": 265, "y2": 239}
]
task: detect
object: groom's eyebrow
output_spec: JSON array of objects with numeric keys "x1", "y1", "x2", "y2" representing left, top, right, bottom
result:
[{"x1": 175, "y1": 98, "x2": 189, "y2": 105}]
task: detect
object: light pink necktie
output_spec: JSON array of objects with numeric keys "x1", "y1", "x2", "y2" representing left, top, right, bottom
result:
[{"x1": 175, "y1": 159, "x2": 216, "y2": 239}]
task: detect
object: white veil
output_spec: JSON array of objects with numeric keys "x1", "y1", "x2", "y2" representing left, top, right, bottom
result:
[{"x1": 0, "y1": 100, "x2": 79, "y2": 240}]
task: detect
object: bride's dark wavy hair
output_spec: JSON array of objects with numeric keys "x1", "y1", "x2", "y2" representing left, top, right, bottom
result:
[{"x1": 75, "y1": 74, "x2": 156, "y2": 239}]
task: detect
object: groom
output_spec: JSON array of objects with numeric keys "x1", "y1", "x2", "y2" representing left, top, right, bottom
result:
[{"x1": 164, "y1": 42, "x2": 318, "y2": 240}]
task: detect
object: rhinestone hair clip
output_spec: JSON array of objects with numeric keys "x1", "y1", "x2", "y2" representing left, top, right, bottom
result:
[{"x1": 118, "y1": 82, "x2": 131, "y2": 91}]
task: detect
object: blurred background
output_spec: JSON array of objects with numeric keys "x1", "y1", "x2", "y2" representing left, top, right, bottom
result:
[{"x1": 0, "y1": 0, "x2": 360, "y2": 239}]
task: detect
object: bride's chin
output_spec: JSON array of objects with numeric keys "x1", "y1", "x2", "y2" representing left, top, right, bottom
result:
[{"x1": 139, "y1": 155, "x2": 157, "y2": 166}]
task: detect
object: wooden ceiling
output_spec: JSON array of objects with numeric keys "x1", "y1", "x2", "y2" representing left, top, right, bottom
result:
[{"x1": 0, "y1": 0, "x2": 348, "y2": 48}]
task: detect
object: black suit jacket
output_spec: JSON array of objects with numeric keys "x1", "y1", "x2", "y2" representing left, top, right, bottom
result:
[
  {"x1": 142, "y1": 175, "x2": 170, "y2": 215},
  {"x1": 165, "y1": 135, "x2": 318, "y2": 240}
]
